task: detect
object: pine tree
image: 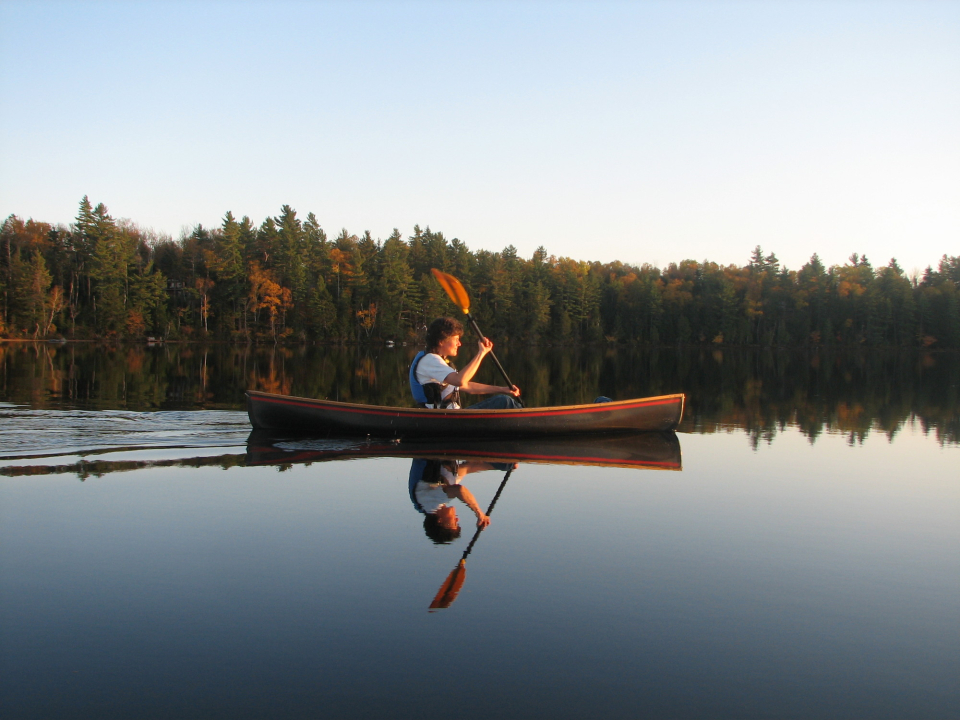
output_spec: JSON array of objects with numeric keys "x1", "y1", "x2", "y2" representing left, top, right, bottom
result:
[
  {"x1": 378, "y1": 229, "x2": 415, "y2": 338},
  {"x1": 10, "y1": 250, "x2": 53, "y2": 337},
  {"x1": 86, "y1": 202, "x2": 133, "y2": 335},
  {"x1": 274, "y1": 205, "x2": 307, "y2": 309}
]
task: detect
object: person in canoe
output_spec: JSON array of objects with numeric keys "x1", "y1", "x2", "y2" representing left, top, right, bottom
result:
[
  {"x1": 410, "y1": 317, "x2": 521, "y2": 409},
  {"x1": 409, "y1": 458, "x2": 514, "y2": 544}
]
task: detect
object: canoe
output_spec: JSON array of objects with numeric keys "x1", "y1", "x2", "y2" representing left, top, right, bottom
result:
[
  {"x1": 246, "y1": 390, "x2": 685, "y2": 439},
  {"x1": 246, "y1": 430, "x2": 682, "y2": 471}
]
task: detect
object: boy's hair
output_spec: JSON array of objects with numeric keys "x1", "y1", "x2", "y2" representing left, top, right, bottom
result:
[
  {"x1": 425, "y1": 317, "x2": 464, "y2": 353},
  {"x1": 423, "y1": 513, "x2": 462, "y2": 544}
]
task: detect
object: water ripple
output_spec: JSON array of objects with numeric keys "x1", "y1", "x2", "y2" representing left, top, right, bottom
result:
[{"x1": 0, "y1": 408, "x2": 251, "y2": 459}]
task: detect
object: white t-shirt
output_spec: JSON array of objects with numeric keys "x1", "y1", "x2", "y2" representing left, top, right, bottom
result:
[
  {"x1": 415, "y1": 353, "x2": 461, "y2": 409},
  {"x1": 413, "y1": 464, "x2": 460, "y2": 513}
]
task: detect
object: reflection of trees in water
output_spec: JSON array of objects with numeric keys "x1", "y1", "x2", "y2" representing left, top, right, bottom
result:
[
  {"x1": 670, "y1": 347, "x2": 960, "y2": 446},
  {"x1": 0, "y1": 343, "x2": 956, "y2": 444}
]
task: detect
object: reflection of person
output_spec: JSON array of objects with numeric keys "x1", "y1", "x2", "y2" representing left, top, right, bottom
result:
[
  {"x1": 410, "y1": 317, "x2": 521, "y2": 409},
  {"x1": 409, "y1": 459, "x2": 512, "y2": 544}
]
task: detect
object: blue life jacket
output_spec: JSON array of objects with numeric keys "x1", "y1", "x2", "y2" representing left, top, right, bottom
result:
[
  {"x1": 409, "y1": 351, "x2": 430, "y2": 405},
  {"x1": 408, "y1": 459, "x2": 430, "y2": 513},
  {"x1": 409, "y1": 351, "x2": 460, "y2": 408}
]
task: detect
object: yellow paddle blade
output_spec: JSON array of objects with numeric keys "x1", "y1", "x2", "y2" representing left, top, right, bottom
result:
[
  {"x1": 431, "y1": 268, "x2": 471, "y2": 315},
  {"x1": 428, "y1": 559, "x2": 466, "y2": 611}
]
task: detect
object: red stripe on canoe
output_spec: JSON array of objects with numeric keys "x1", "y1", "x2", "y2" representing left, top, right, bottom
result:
[{"x1": 419, "y1": 447, "x2": 680, "y2": 467}]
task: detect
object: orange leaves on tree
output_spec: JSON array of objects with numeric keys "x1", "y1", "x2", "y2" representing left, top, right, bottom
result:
[{"x1": 248, "y1": 262, "x2": 293, "y2": 340}]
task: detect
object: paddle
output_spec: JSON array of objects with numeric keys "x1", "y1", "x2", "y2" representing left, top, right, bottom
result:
[
  {"x1": 430, "y1": 268, "x2": 521, "y2": 406},
  {"x1": 428, "y1": 466, "x2": 515, "y2": 611}
]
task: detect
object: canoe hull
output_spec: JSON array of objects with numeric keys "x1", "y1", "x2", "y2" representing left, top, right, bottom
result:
[{"x1": 246, "y1": 391, "x2": 684, "y2": 438}]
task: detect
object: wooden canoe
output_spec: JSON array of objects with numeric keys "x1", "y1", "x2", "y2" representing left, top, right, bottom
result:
[
  {"x1": 246, "y1": 430, "x2": 682, "y2": 471},
  {"x1": 246, "y1": 390, "x2": 684, "y2": 438}
]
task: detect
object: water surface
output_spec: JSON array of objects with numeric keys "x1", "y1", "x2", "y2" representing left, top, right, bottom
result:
[{"x1": 1, "y1": 343, "x2": 957, "y2": 719}]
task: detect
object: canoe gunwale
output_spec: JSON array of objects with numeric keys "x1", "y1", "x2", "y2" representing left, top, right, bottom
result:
[{"x1": 246, "y1": 390, "x2": 684, "y2": 416}]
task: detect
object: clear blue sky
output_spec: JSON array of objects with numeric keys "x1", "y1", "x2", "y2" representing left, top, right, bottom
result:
[{"x1": 1, "y1": 0, "x2": 957, "y2": 274}]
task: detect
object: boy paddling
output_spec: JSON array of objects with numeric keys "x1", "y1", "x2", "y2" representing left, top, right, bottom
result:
[{"x1": 410, "y1": 317, "x2": 521, "y2": 409}]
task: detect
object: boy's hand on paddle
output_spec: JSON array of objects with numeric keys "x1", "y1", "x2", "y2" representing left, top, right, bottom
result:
[{"x1": 508, "y1": 385, "x2": 521, "y2": 397}]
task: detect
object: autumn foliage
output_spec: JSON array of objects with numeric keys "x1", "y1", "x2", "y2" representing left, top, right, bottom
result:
[{"x1": 1, "y1": 199, "x2": 958, "y2": 347}]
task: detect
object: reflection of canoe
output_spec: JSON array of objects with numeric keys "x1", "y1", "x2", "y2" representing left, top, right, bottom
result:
[
  {"x1": 246, "y1": 391, "x2": 685, "y2": 438},
  {"x1": 246, "y1": 430, "x2": 682, "y2": 471}
]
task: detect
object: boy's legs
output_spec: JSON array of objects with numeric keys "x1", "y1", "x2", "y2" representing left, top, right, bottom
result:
[{"x1": 468, "y1": 394, "x2": 520, "y2": 410}]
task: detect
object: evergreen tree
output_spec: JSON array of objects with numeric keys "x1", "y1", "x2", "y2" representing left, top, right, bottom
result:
[
  {"x1": 274, "y1": 205, "x2": 307, "y2": 308},
  {"x1": 87, "y1": 203, "x2": 133, "y2": 335},
  {"x1": 378, "y1": 229, "x2": 415, "y2": 338},
  {"x1": 10, "y1": 250, "x2": 54, "y2": 338}
]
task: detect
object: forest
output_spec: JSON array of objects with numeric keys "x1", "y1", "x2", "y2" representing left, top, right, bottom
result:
[{"x1": 1, "y1": 197, "x2": 958, "y2": 348}]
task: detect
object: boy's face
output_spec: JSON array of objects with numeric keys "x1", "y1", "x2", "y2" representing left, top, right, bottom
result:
[
  {"x1": 435, "y1": 505, "x2": 459, "y2": 530},
  {"x1": 438, "y1": 333, "x2": 462, "y2": 357}
]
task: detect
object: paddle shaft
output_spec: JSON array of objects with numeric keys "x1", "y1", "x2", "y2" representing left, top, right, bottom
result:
[
  {"x1": 465, "y1": 313, "x2": 521, "y2": 406},
  {"x1": 461, "y1": 466, "x2": 514, "y2": 561}
]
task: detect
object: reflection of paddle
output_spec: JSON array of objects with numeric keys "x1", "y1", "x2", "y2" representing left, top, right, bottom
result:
[
  {"x1": 429, "y1": 466, "x2": 515, "y2": 611},
  {"x1": 431, "y1": 268, "x2": 522, "y2": 407}
]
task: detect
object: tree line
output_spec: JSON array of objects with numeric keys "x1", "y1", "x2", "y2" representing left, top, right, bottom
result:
[{"x1": 1, "y1": 197, "x2": 958, "y2": 348}]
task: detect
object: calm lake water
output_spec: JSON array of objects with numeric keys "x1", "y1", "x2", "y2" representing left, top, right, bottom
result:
[{"x1": 1, "y1": 342, "x2": 958, "y2": 719}]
